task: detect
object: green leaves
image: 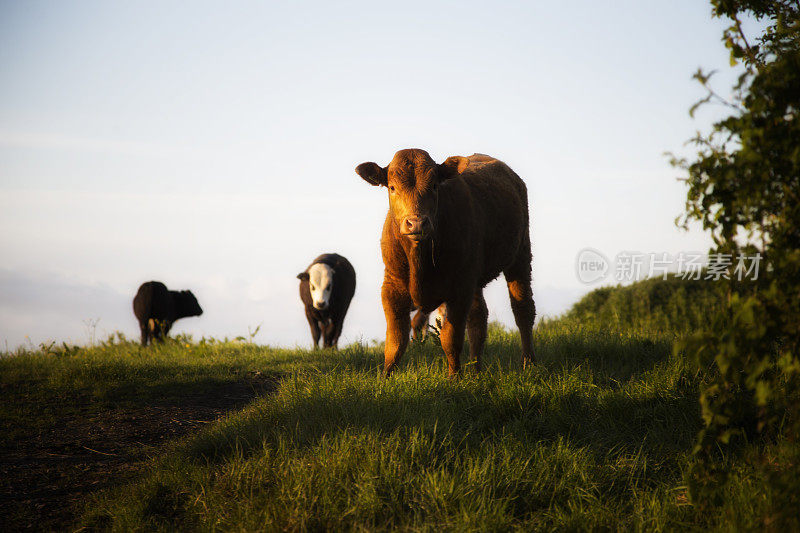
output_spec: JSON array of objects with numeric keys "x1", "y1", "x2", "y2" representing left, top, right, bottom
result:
[{"x1": 675, "y1": 1, "x2": 800, "y2": 526}]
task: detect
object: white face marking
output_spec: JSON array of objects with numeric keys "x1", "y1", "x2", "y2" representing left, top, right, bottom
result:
[{"x1": 308, "y1": 263, "x2": 334, "y2": 310}]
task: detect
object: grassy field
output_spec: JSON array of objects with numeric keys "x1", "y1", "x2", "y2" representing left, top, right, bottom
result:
[{"x1": 0, "y1": 320, "x2": 785, "y2": 531}]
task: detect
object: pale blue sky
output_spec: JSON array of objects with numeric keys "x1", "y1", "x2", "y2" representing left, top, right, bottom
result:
[{"x1": 1, "y1": 1, "x2": 739, "y2": 349}]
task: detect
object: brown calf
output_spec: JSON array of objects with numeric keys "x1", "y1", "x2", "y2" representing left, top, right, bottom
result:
[{"x1": 356, "y1": 149, "x2": 536, "y2": 377}]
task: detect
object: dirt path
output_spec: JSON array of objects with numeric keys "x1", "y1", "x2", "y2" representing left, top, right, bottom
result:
[{"x1": 0, "y1": 375, "x2": 278, "y2": 531}]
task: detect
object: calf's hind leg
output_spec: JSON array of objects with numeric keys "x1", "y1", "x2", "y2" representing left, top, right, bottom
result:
[
  {"x1": 466, "y1": 292, "x2": 488, "y2": 371},
  {"x1": 440, "y1": 299, "x2": 470, "y2": 378},
  {"x1": 151, "y1": 319, "x2": 172, "y2": 343},
  {"x1": 304, "y1": 309, "x2": 321, "y2": 349},
  {"x1": 331, "y1": 317, "x2": 344, "y2": 349},
  {"x1": 139, "y1": 321, "x2": 150, "y2": 346},
  {"x1": 504, "y1": 253, "x2": 537, "y2": 368},
  {"x1": 148, "y1": 318, "x2": 162, "y2": 343},
  {"x1": 411, "y1": 309, "x2": 430, "y2": 341}
]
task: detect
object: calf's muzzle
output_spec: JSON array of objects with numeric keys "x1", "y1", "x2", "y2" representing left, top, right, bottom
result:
[{"x1": 401, "y1": 215, "x2": 432, "y2": 240}]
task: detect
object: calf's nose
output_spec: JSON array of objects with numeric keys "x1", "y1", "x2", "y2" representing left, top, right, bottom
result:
[{"x1": 403, "y1": 216, "x2": 431, "y2": 235}]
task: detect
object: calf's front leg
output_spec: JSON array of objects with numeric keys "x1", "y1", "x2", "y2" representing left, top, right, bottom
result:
[
  {"x1": 382, "y1": 280, "x2": 412, "y2": 376},
  {"x1": 322, "y1": 319, "x2": 337, "y2": 348}
]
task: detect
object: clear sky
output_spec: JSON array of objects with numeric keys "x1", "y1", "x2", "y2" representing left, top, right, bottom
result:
[{"x1": 1, "y1": 1, "x2": 740, "y2": 349}]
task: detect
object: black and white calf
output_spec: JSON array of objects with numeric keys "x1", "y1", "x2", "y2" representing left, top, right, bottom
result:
[
  {"x1": 297, "y1": 253, "x2": 356, "y2": 349},
  {"x1": 133, "y1": 281, "x2": 203, "y2": 346},
  {"x1": 411, "y1": 304, "x2": 447, "y2": 341}
]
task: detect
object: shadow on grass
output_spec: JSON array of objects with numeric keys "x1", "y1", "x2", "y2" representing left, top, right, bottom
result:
[
  {"x1": 538, "y1": 331, "x2": 677, "y2": 385},
  {"x1": 187, "y1": 331, "x2": 697, "y2": 472},
  {"x1": 106, "y1": 372, "x2": 280, "y2": 408}
]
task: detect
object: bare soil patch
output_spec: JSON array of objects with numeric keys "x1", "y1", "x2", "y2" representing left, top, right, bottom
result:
[{"x1": 0, "y1": 374, "x2": 278, "y2": 531}]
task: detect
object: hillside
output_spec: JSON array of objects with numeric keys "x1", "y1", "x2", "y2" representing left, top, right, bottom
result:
[
  {"x1": 565, "y1": 275, "x2": 725, "y2": 333},
  {"x1": 0, "y1": 320, "x2": 786, "y2": 531}
]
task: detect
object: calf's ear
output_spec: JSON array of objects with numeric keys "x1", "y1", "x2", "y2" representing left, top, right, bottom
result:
[
  {"x1": 355, "y1": 162, "x2": 388, "y2": 187},
  {"x1": 438, "y1": 156, "x2": 469, "y2": 181},
  {"x1": 297, "y1": 272, "x2": 310, "y2": 281}
]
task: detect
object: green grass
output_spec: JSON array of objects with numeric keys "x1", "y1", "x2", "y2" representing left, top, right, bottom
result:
[
  {"x1": 0, "y1": 323, "x2": 787, "y2": 531},
  {"x1": 1, "y1": 335, "x2": 272, "y2": 444}
]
